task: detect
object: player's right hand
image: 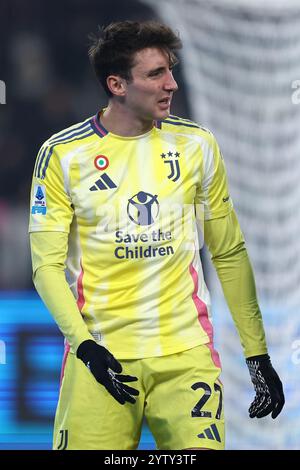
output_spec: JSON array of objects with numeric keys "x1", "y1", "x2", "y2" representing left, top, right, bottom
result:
[{"x1": 77, "y1": 340, "x2": 139, "y2": 405}]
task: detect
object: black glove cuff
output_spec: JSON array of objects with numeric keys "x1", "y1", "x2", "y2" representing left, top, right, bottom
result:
[{"x1": 246, "y1": 353, "x2": 270, "y2": 364}]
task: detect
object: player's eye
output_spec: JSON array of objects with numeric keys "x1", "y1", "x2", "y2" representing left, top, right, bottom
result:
[{"x1": 149, "y1": 69, "x2": 164, "y2": 77}]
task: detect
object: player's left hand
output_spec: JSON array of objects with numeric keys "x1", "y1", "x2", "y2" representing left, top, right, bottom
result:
[{"x1": 246, "y1": 354, "x2": 285, "y2": 419}]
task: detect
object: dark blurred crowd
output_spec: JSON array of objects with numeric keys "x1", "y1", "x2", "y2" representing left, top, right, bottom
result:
[
  {"x1": 0, "y1": 0, "x2": 189, "y2": 204},
  {"x1": 0, "y1": 0, "x2": 189, "y2": 289},
  {"x1": 0, "y1": 0, "x2": 152, "y2": 203}
]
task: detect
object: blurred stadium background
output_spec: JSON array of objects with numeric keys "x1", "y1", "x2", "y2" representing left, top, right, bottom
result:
[{"x1": 1, "y1": 0, "x2": 299, "y2": 449}]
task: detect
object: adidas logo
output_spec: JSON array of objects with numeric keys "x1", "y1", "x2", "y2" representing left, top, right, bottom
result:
[
  {"x1": 197, "y1": 424, "x2": 221, "y2": 442},
  {"x1": 90, "y1": 173, "x2": 117, "y2": 191}
]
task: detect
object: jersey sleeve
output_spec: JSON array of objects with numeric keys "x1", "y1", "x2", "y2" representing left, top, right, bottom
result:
[
  {"x1": 28, "y1": 142, "x2": 73, "y2": 233},
  {"x1": 195, "y1": 131, "x2": 233, "y2": 221},
  {"x1": 30, "y1": 231, "x2": 94, "y2": 353},
  {"x1": 205, "y1": 210, "x2": 268, "y2": 357}
]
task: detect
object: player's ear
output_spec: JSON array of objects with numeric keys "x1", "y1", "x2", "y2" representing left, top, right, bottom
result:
[{"x1": 106, "y1": 75, "x2": 127, "y2": 97}]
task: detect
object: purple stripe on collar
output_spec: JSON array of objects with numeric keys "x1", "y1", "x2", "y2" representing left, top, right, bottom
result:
[{"x1": 90, "y1": 113, "x2": 109, "y2": 138}]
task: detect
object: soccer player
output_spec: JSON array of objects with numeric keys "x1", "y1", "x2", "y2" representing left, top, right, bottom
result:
[{"x1": 29, "y1": 21, "x2": 284, "y2": 450}]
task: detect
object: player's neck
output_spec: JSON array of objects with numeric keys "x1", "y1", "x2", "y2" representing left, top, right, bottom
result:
[{"x1": 100, "y1": 102, "x2": 154, "y2": 137}]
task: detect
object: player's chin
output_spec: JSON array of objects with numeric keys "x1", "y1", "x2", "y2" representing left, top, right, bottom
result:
[{"x1": 154, "y1": 106, "x2": 171, "y2": 120}]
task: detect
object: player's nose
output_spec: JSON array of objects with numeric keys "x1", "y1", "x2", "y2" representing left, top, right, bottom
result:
[{"x1": 164, "y1": 70, "x2": 178, "y2": 92}]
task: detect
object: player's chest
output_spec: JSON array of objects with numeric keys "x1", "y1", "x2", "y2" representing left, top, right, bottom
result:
[{"x1": 68, "y1": 139, "x2": 200, "y2": 218}]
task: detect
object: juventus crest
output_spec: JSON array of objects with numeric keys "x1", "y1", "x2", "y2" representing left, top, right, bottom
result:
[{"x1": 161, "y1": 150, "x2": 181, "y2": 182}]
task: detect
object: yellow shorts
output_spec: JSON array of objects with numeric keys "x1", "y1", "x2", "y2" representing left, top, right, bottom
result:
[{"x1": 53, "y1": 343, "x2": 224, "y2": 450}]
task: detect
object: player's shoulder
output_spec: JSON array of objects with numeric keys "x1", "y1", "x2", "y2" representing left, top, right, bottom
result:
[
  {"x1": 41, "y1": 115, "x2": 95, "y2": 152},
  {"x1": 159, "y1": 114, "x2": 213, "y2": 138},
  {"x1": 34, "y1": 116, "x2": 95, "y2": 179}
]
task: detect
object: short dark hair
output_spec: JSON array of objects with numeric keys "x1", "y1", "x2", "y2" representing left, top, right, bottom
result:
[{"x1": 88, "y1": 21, "x2": 182, "y2": 97}]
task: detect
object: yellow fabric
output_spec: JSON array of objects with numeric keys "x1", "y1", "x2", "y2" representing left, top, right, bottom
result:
[
  {"x1": 30, "y1": 232, "x2": 94, "y2": 352},
  {"x1": 53, "y1": 344, "x2": 224, "y2": 450},
  {"x1": 204, "y1": 210, "x2": 268, "y2": 357},
  {"x1": 29, "y1": 113, "x2": 233, "y2": 358}
]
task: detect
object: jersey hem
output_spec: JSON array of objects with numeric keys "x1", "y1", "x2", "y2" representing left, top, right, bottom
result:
[{"x1": 83, "y1": 334, "x2": 212, "y2": 360}]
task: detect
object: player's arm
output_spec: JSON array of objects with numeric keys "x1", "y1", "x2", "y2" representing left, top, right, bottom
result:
[
  {"x1": 30, "y1": 231, "x2": 94, "y2": 352},
  {"x1": 204, "y1": 212, "x2": 284, "y2": 418},
  {"x1": 197, "y1": 131, "x2": 284, "y2": 418},
  {"x1": 204, "y1": 210, "x2": 266, "y2": 358},
  {"x1": 29, "y1": 142, "x2": 92, "y2": 352},
  {"x1": 29, "y1": 143, "x2": 139, "y2": 404},
  {"x1": 31, "y1": 232, "x2": 139, "y2": 405}
]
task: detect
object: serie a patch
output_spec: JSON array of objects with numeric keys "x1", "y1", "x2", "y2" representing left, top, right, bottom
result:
[{"x1": 31, "y1": 184, "x2": 47, "y2": 215}]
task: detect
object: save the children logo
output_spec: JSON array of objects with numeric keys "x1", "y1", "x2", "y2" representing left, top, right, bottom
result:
[
  {"x1": 95, "y1": 192, "x2": 201, "y2": 261},
  {"x1": 127, "y1": 191, "x2": 159, "y2": 226},
  {"x1": 113, "y1": 191, "x2": 174, "y2": 260}
]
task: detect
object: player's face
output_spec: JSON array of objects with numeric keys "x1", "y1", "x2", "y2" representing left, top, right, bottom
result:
[{"x1": 124, "y1": 47, "x2": 178, "y2": 121}]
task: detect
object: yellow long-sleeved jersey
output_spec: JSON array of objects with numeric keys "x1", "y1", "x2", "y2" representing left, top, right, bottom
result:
[{"x1": 29, "y1": 112, "x2": 267, "y2": 358}]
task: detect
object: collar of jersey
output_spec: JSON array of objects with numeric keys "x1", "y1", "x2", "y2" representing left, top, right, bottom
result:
[{"x1": 90, "y1": 109, "x2": 159, "y2": 140}]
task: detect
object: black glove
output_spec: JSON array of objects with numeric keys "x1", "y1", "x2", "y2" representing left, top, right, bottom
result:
[
  {"x1": 77, "y1": 340, "x2": 139, "y2": 405},
  {"x1": 246, "y1": 354, "x2": 284, "y2": 419}
]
